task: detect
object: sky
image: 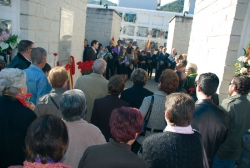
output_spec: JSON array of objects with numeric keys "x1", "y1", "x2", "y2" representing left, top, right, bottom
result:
[{"x1": 108, "y1": 0, "x2": 176, "y2": 6}]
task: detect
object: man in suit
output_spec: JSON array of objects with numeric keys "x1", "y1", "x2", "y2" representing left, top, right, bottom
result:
[
  {"x1": 85, "y1": 40, "x2": 99, "y2": 61},
  {"x1": 106, "y1": 41, "x2": 115, "y2": 80},
  {"x1": 126, "y1": 41, "x2": 133, "y2": 54},
  {"x1": 155, "y1": 46, "x2": 169, "y2": 82},
  {"x1": 147, "y1": 48, "x2": 157, "y2": 78},
  {"x1": 82, "y1": 39, "x2": 89, "y2": 61},
  {"x1": 74, "y1": 58, "x2": 108, "y2": 122},
  {"x1": 121, "y1": 68, "x2": 153, "y2": 109},
  {"x1": 112, "y1": 40, "x2": 124, "y2": 74},
  {"x1": 8, "y1": 40, "x2": 34, "y2": 70}
]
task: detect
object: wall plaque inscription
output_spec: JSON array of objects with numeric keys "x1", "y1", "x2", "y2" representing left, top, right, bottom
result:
[{"x1": 59, "y1": 7, "x2": 74, "y2": 65}]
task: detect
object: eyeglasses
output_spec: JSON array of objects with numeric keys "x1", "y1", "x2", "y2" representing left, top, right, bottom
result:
[{"x1": 229, "y1": 81, "x2": 234, "y2": 86}]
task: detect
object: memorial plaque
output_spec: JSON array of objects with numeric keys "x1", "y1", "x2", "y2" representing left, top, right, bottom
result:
[{"x1": 59, "y1": 8, "x2": 74, "y2": 65}]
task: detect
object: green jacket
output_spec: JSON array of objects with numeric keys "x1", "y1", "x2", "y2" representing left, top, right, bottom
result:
[{"x1": 216, "y1": 95, "x2": 250, "y2": 160}]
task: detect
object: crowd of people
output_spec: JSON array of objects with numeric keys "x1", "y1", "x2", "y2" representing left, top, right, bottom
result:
[{"x1": 0, "y1": 39, "x2": 250, "y2": 168}]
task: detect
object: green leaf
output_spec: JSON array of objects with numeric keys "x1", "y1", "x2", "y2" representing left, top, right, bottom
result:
[{"x1": 243, "y1": 48, "x2": 246, "y2": 56}]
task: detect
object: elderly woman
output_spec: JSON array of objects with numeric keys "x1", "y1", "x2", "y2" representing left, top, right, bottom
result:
[
  {"x1": 139, "y1": 93, "x2": 203, "y2": 168},
  {"x1": 35, "y1": 66, "x2": 68, "y2": 118},
  {"x1": 121, "y1": 68, "x2": 153, "y2": 109},
  {"x1": 91, "y1": 75, "x2": 129, "y2": 141},
  {"x1": 60, "y1": 89, "x2": 106, "y2": 168},
  {"x1": 0, "y1": 68, "x2": 37, "y2": 168},
  {"x1": 79, "y1": 107, "x2": 149, "y2": 168},
  {"x1": 133, "y1": 69, "x2": 179, "y2": 153},
  {"x1": 21, "y1": 115, "x2": 70, "y2": 168}
]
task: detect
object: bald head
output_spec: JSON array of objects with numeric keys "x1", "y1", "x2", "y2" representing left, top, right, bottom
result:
[{"x1": 93, "y1": 58, "x2": 107, "y2": 74}]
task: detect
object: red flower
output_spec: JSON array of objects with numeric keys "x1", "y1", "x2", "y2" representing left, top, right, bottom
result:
[
  {"x1": 77, "y1": 60, "x2": 94, "y2": 73},
  {"x1": 25, "y1": 93, "x2": 32, "y2": 97},
  {"x1": 57, "y1": 61, "x2": 61, "y2": 66},
  {"x1": 53, "y1": 53, "x2": 58, "y2": 57}
]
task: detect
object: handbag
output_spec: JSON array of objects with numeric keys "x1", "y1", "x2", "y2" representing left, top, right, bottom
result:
[
  {"x1": 193, "y1": 129, "x2": 209, "y2": 168},
  {"x1": 140, "y1": 96, "x2": 154, "y2": 136}
]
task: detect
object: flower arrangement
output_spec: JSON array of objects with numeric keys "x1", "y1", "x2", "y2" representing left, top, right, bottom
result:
[
  {"x1": 0, "y1": 32, "x2": 20, "y2": 53},
  {"x1": 130, "y1": 58, "x2": 139, "y2": 67},
  {"x1": 118, "y1": 55, "x2": 129, "y2": 65},
  {"x1": 77, "y1": 60, "x2": 94, "y2": 74},
  {"x1": 235, "y1": 42, "x2": 250, "y2": 76}
]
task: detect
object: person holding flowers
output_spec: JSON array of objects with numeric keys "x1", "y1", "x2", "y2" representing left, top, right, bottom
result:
[
  {"x1": 118, "y1": 48, "x2": 130, "y2": 81},
  {"x1": 0, "y1": 68, "x2": 37, "y2": 168}
]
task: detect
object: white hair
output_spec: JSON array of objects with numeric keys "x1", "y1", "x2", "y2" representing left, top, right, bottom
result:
[
  {"x1": 0, "y1": 68, "x2": 26, "y2": 96},
  {"x1": 60, "y1": 89, "x2": 87, "y2": 121},
  {"x1": 93, "y1": 58, "x2": 107, "y2": 74}
]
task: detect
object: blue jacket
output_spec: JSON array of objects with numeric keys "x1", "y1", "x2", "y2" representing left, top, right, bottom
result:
[{"x1": 24, "y1": 65, "x2": 52, "y2": 105}]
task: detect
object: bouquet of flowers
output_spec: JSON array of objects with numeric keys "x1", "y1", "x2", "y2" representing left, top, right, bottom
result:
[
  {"x1": 77, "y1": 60, "x2": 94, "y2": 74},
  {"x1": 102, "y1": 48, "x2": 113, "y2": 61},
  {"x1": 0, "y1": 31, "x2": 20, "y2": 53},
  {"x1": 118, "y1": 55, "x2": 129, "y2": 65},
  {"x1": 235, "y1": 42, "x2": 250, "y2": 76},
  {"x1": 130, "y1": 59, "x2": 138, "y2": 66}
]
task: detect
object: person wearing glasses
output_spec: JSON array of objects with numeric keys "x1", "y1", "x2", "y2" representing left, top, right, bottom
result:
[
  {"x1": 191, "y1": 73, "x2": 228, "y2": 167},
  {"x1": 212, "y1": 75, "x2": 250, "y2": 168},
  {"x1": 7, "y1": 40, "x2": 34, "y2": 70}
]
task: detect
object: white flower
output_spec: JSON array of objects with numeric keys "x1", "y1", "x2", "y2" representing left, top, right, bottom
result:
[
  {"x1": 248, "y1": 60, "x2": 250, "y2": 65},
  {"x1": 240, "y1": 67, "x2": 248, "y2": 74},
  {"x1": 237, "y1": 56, "x2": 248, "y2": 62}
]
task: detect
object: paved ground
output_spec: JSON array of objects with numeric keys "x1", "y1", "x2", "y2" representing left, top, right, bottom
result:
[{"x1": 125, "y1": 72, "x2": 158, "y2": 93}]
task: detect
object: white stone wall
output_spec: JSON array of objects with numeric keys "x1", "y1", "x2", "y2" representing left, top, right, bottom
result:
[
  {"x1": 167, "y1": 16, "x2": 193, "y2": 54},
  {"x1": 87, "y1": 4, "x2": 182, "y2": 48},
  {"x1": 85, "y1": 8, "x2": 121, "y2": 47},
  {"x1": 187, "y1": 0, "x2": 250, "y2": 102},
  {"x1": 19, "y1": 0, "x2": 87, "y2": 84}
]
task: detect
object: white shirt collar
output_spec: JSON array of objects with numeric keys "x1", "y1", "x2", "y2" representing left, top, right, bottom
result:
[
  {"x1": 164, "y1": 125, "x2": 194, "y2": 134},
  {"x1": 92, "y1": 47, "x2": 97, "y2": 53}
]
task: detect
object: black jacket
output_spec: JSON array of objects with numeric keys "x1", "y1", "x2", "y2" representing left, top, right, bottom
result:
[
  {"x1": 120, "y1": 85, "x2": 153, "y2": 109},
  {"x1": 7, "y1": 52, "x2": 31, "y2": 70},
  {"x1": 83, "y1": 45, "x2": 89, "y2": 61},
  {"x1": 0, "y1": 95, "x2": 37, "y2": 168},
  {"x1": 139, "y1": 131, "x2": 203, "y2": 168},
  {"x1": 85, "y1": 47, "x2": 97, "y2": 61},
  {"x1": 238, "y1": 131, "x2": 250, "y2": 168},
  {"x1": 78, "y1": 139, "x2": 148, "y2": 168},
  {"x1": 191, "y1": 99, "x2": 228, "y2": 167},
  {"x1": 91, "y1": 95, "x2": 129, "y2": 142}
]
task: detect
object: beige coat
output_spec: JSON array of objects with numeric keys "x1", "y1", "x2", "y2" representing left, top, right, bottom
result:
[
  {"x1": 62, "y1": 119, "x2": 106, "y2": 168},
  {"x1": 74, "y1": 73, "x2": 108, "y2": 122},
  {"x1": 35, "y1": 87, "x2": 67, "y2": 118}
]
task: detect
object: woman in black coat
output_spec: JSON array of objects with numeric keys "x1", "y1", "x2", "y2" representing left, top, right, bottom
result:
[
  {"x1": 91, "y1": 75, "x2": 129, "y2": 142},
  {"x1": 120, "y1": 68, "x2": 153, "y2": 109},
  {"x1": 0, "y1": 68, "x2": 37, "y2": 168}
]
